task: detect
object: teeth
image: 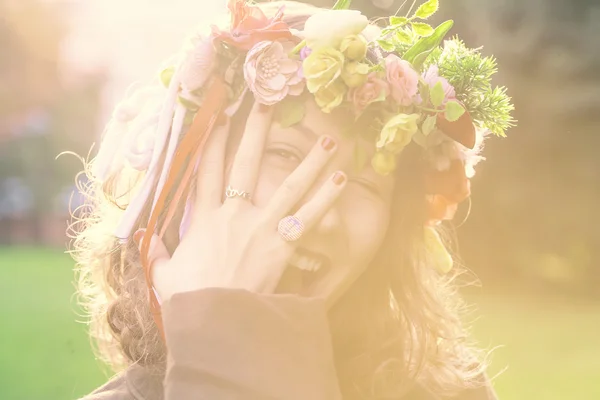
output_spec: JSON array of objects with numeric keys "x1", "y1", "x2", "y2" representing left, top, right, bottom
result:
[{"x1": 289, "y1": 252, "x2": 322, "y2": 272}]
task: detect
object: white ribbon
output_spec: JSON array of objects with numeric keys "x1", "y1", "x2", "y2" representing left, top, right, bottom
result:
[{"x1": 114, "y1": 67, "x2": 183, "y2": 241}]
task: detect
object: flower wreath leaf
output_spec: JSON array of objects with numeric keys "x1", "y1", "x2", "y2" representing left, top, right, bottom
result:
[
  {"x1": 414, "y1": 0, "x2": 440, "y2": 20},
  {"x1": 332, "y1": 0, "x2": 353, "y2": 10},
  {"x1": 275, "y1": 98, "x2": 306, "y2": 128},
  {"x1": 411, "y1": 22, "x2": 434, "y2": 37},
  {"x1": 423, "y1": 226, "x2": 453, "y2": 273},
  {"x1": 390, "y1": 16, "x2": 409, "y2": 26},
  {"x1": 422, "y1": 114, "x2": 437, "y2": 136},
  {"x1": 430, "y1": 81, "x2": 445, "y2": 107},
  {"x1": 177, "y1": 95, "x2": 200, "y2": 111},
  {"x1": 403, "y1": 20, "x2": 454, "y2": 69},
  {"x1": 377, "y1": 39, "x2": 395, "y2": 52},
  {"x1": 395, "y1": 29, "x2": 413, "y2": 44},
  {"x1": 418, "y1": 80, "x2": 430, "y2": 104},
  {"x1": 160, "y1": 66, "x2": 176, "y2": 88},
  {"x1": 444, "y1": 100, "x2": 465, "y2": 122}
]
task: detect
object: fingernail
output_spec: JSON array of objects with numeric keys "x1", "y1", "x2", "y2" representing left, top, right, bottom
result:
[
  {"x1": 258, "y1": 103, "x2": 270, "y2": 113},
  {"x1": 332, "y1": 171, "x2": 346, "y2": 186},
  {"x1": 321, "y1": 136, "x2": 336, "y2": 151},
  {"x1": 133, "y1": 229, "x2": 145, "y2": 246}
]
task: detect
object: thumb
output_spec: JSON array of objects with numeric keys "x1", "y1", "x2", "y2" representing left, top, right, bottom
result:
[{"x1": 134, "y1": 229, "x2": 171, "y2": 300}]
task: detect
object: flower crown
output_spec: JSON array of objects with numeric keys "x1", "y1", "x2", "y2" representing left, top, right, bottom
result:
[{"x1": 93, "y1": 0, "x2": 514, "y2": 273}]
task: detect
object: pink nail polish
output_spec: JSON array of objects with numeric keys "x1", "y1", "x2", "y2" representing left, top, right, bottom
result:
[
  {"x1": 321, "y1": 137, "x2": 336, "y2": 151},
  {"x1": 332, "y1": 171, "x2": 346, "y2": 185}
]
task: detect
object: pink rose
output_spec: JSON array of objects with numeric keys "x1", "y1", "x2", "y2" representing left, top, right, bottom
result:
[
  {"x1": 385, "y1": 54, "x2": 419, "y2": 106},
  {"x1": 244, "y1": 40, "x2": 304, "y2": 105},
  {"x1": 348, "y1": 73, "x2": 389, "y2": 114},
  {"x1": 422, "y1": 65, "x2": 456, "y2": 104}
]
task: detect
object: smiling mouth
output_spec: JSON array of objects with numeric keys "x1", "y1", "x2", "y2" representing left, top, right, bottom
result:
[{"x1": 278, "y1": 248, "x2": 332, "y2": 295}]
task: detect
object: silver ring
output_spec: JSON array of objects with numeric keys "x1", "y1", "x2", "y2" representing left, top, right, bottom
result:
[
  {"x1": 278, "y1": 215, "x2": 304, "y2": 242},
  {"x1": 225, "y1": 185, "x2": 251, "y2": 200}
]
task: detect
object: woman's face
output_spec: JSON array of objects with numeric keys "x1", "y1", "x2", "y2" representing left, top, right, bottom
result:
[{"x1": 225, "y1": 98, "x2": 395, "y2": 300}]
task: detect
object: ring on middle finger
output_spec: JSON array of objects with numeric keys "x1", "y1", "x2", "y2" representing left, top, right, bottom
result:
[{"x1": 278, "y1": 215, "x2": 305, "y2": 242}]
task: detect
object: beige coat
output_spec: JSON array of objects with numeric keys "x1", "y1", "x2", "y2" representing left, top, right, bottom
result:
[{"x1": 80, "y1": 288, "x2": 498, "y2": 400}]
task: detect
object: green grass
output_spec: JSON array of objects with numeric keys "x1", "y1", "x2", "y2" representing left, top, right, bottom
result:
[
  {"x1": 469, "y1": 291, "x2": 600, "y2": 399},
  {"x1": 0, "y1": 247, "x2": 599, "y2": 400},
  {"x1": 0, "y1": 247, "x2": 106, "y2": 400}
]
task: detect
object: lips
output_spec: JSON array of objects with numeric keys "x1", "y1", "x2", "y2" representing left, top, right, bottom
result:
[
  {"x1": 277, "y1": 248, "x2": 332, "y2": 295},
  {"x1": 288, "y1": 251, "x2": 324, "y2": 272}
]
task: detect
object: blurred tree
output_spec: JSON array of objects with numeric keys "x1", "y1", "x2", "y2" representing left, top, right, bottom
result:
[
  {"x1": 0, "y1": 0, "x2": 104, "y2": 244},
  {"x1": 0, "y1": 0, "x2": 65, "y2": 122}
]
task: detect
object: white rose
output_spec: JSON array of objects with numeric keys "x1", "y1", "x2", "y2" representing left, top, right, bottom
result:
[
  {"x1": 180, "y1": 35, "x2": 216, "y2": 93},
  {"x1": 123, "y1": 116, "x2": 159, "y2": 171},
  {"x1": 303, "y1": 10, "x2": 369, "y2": 50},
  {"x1": 122, "y1": 99, "x2": 163, "y2": 171}
]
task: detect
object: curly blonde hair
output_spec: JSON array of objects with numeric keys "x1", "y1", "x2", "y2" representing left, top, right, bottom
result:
[{"x1": 70, "y1": 2, "x2": 489, "y2": 398}]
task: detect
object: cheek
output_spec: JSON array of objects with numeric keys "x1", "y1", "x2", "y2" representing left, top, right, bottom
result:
[{"x1": 337, "y1": 192, "x2": 391, "y2": 267}]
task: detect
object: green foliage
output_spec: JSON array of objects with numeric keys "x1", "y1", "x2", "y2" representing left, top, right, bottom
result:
[
  {"x1": 160, "y1": 66, "x2": 175, "y2": 88},
  {"x1": 429, "y1": 37, "x2": 515, "y2": 136},
  {"x1": 422, "y1": 114, "x2": 437, "y2": 135},
  {"x1": 444, "y1": 99, "x2": 465, "y2": 121},
  {"x1": 377, "y1": 1, "x2": 450, "y2": 60},
  {"x1": 418, "y1": 80, "x2": 430, "y2": 104},
  {"x1": 411, "y1": 22, "x2": 434, "y2": 37},
  {"x1": 274, "y1": 97, "x2": 305, "y2": 128},
  {"x1": 430, "y1": 81, "x2": 445, "y2": 107},
  {"x1": 389, "y1": 16, "x2": 408, "y2": 25},
  {"x1": 332, "y1": 0, "x2": 352, "y2": 10},
  {"x1": 372, "y1": 1, "x2": 514, "y2": 136},
  {"x1": 402, "y1": 20, "x2": 454, "y2": 69},
  {"x1": 177, "y1": 95, "x2": 200, "y2": 111},
  {"x1": 412, "y1": 0, "x2": 439, "y2": 20},
  {"x1": 394, "y1": 28, "x2": 413, "y2": 44}
]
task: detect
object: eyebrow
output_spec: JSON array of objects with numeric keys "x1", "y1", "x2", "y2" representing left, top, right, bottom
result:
[{"x1": 289, "y1": 123, "x2": 318, "y2": 140}]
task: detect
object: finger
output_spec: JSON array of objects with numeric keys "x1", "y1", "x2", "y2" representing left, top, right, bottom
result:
[
  {"x1": 134, "y1": 229, "x2": 171, "y2": 298},
  {"x1": 226, "y1": 102, "x2": 273, "y2": 203},
  {"x1": 265, "y1": 135, "x2": 337, "y2": 218},
  {"x1": 195, "y1": 117, "x2": 231, "y2": 210},
  {"x1": 293, "y1": 170, "x2": 347, "y2": 233}
]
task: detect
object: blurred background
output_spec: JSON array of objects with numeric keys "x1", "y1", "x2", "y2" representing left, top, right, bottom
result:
[{"x1": 0, "y1": 0, "x2": 598, "y2": 399}]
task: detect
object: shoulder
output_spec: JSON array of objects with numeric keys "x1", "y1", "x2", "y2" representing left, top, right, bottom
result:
[{"x1": 77, "y1": 373, "x2": 134, "y2": 400}]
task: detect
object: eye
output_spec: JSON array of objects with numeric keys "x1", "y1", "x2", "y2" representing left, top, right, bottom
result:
[
  {"x1": 264, "y1": 146, "x2": 303, "y2": 168},
  {"x1": 349, "y1": 177, "x2": 381, "y2": 195}
]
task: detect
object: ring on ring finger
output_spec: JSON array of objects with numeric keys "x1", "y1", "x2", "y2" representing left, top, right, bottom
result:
[{"x1": 225, "y1": 185, "x2": 252, "y2": 201}]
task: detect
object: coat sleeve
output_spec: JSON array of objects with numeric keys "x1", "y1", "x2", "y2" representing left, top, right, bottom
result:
[{"x1": 161, "y1": 288, "x2": 343, "y2": 400}]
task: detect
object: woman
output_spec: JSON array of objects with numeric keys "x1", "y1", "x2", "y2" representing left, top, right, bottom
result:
[{"x1": 73, "y1": 1, "x2": 514, "y2": 399}]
